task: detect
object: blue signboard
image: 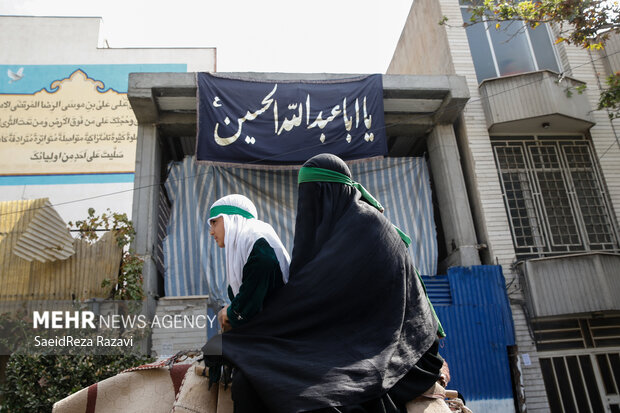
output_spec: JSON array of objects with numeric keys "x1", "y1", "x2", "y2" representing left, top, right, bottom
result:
[
  {"x1": 0, "y1": 64, "x2": 186, "y2": 94},
  {"x1": 197, "y1": 73, "x2": 387, "y2": 165}
]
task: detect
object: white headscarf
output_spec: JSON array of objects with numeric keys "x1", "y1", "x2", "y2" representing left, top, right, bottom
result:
[{"x1": 209, "y1": 194, "x2": 290, "y2": 296}]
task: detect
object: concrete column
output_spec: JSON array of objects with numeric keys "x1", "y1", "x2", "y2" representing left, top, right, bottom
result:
[
  {"x1": 427, "y1": 124, "x2": 481, "y2": 269},
  {"x1": 132, "y1": 124, "x2": 161, "y2": 320}
]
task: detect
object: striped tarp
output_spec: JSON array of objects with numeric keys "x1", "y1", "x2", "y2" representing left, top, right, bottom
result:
[{"x1": 163, "y1": 156, "x2": 437, "y2": 305}]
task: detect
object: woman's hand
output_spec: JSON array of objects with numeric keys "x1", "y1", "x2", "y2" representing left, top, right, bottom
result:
[{"x1": 218, "y1": 305, "x2": 232, "y2": 332}]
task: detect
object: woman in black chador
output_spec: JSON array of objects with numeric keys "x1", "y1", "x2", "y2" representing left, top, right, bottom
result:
[{"x1": 205, "y1": 153, "x2": 445, "y2": 413}]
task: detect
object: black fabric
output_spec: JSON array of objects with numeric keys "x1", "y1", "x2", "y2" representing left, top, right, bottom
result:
[
  {"x1": 216, "y1": 153, "x2": 439, "y2": 413},
  {"x1": 310, "y1": 339, "x2": 443, "y2": 413},
  {"x1": 227, "y1": 238, "x2": 285, "y2": 328},
  {"x1": 232, "y1": 370, "x2": 270, "y2": 413}
]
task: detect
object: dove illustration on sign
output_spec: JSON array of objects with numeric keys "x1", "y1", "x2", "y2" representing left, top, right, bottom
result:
[{"x1": 8, "y1": 67, "x2": 24, "y2": 83}]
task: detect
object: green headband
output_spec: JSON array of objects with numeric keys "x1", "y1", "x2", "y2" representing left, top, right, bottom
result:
[
  {"x1": 297, "y1": 166, "x2": 411, "y2": 247},
  {"x1": 209, "y1": 205, "x2": 255, "y2": 220},
  {"x1": 298, "y1": 166, "x2": 384, "y2": 212}
]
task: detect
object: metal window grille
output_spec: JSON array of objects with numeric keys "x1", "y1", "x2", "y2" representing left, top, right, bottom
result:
[
  {"x1": 492, "y1": 137, "x2": 620, "y2": 259},
  {"x1": 535, "y1": 316, "x2": 620, "y2": 412},
  {"x1": 540, "y1": 354, "x2": 609, "y2": 413},
  {"x1": 533, "y1": 317, "x2": 620, "y2": 352}
]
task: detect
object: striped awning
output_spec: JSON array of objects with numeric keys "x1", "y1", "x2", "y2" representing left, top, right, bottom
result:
[{"x1": 163, "y1": 156, "x2": 438, "y2": 305}]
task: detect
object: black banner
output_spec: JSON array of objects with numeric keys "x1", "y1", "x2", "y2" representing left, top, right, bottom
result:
[{"x1": 196, "y1": 73, "x2": 387, "y2": 165}]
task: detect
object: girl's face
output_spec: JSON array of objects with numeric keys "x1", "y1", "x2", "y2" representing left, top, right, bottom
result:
[{"x1": 209, "y1": 216, "x2": 225, "y2": 248}]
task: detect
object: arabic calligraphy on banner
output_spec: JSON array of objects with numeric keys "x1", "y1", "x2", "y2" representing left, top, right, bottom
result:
[
  {"x1": 0, "y1": 69, "x2": 137, "y2": 175},
  {"x1": 197, "y1": 73, "x2": 387, "y2": 165}
]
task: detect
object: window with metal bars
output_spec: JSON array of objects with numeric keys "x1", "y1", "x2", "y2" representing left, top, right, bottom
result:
[
  {"x1": 532, "y1": 317, "x2": 620, "y2": 352},
  {"x1": 539, "y1": 354, "x2": 611, "y2": 413},
  {"x1": 491, "y1": 136, "x2": 620, "y2": 259}
]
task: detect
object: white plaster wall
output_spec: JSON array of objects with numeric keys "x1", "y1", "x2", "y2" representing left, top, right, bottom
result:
[{"x1": 0, "y1": 16, "x2": 215, "y2": 71}]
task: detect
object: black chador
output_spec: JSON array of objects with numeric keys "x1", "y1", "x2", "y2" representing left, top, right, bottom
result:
[{"x1": 204, "y1": 154, "x2": 444, "y2": 413}]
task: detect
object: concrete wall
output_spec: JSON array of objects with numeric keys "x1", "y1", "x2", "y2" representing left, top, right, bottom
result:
[
  {"x1": 151, "y1": 296, "x2": 210, "y2": 358},
  {"x1": 387, "y1": 0, "x2": 454, "y2": 75}
]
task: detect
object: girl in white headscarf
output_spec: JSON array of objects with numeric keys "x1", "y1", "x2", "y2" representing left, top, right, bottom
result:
[{"x1": 208, "y1": 194, "x2": 290, "y2": 330}]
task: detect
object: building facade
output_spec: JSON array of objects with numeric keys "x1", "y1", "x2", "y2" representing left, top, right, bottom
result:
[
  {"x1": 0, "y1": 16, "x2": 215, "y2": 224},
  {"x1": 389, "y1": 1, "x2": 620, "y2": 412}
]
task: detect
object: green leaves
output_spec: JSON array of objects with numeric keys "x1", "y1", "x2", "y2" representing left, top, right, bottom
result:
[
  {"x1": 116, "y1": 252, "x2": 145, "y2": 301},
  {"x1": 598, "y1": 72, "x2": 620, "y2": 118},
  {"x1": 463, "y1": 0, "x2": 620, "y2": 49},
  {"x1": 70, "y1": 208, "x2": 135, "y2": 248},
  {"x1": 69, "y1": 208, "x2": 144, "y2": 301}
]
